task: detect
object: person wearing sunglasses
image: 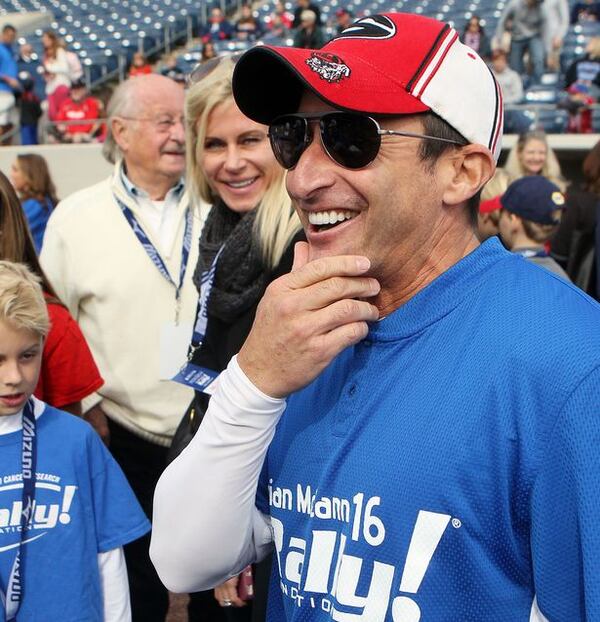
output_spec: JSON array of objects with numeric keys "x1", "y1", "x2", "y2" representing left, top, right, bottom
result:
[
  {"x1": 153, "y1": 13, "x2": 600, "y2": 622},
  {"x1": 173, "y1": 56, "x2": 302, "y2": 622}
]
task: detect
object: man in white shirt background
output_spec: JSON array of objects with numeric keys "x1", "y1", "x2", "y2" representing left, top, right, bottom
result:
[{"x1": 41, "y1": 73, "x2": 206, "y2": 622}]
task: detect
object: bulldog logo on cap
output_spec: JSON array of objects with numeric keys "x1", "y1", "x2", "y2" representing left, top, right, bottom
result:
[
  {"x1": 305, "y1": 52, "x2": 351, "y2": 83},
  {"x1": 334, "y1": 15, "x2": 396, "y2": 40}
]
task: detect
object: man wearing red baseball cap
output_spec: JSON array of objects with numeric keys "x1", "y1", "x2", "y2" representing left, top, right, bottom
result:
[{"x1": 153, "y1": 13, "x2": 600, "y2": 622}]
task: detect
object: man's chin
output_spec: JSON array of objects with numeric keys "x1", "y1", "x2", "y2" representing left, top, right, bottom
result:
[{"x1": 307, "y1": 244, "x2": 353, "y2": 263}]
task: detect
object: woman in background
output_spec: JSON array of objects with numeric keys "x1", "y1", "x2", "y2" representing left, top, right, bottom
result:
[
  {"x1": 41, "y1": 30, "x2": 71, "y2": 121},
  {"x1": 504, "y1": 130, "x2": 566, "y2": 190},
  {"x1": 551, "y1": 139, "x2": 600, "y2": 297},
  {"x1": 0, "y1": 169, "x2": 103, "y2": 415},
  {"x1": 201, "y1": 40, "x2": 218, "y2": 63},
  {"x1": 10, "y1": 153, "x2": 58, "y2": 253},
  {"x1": 461, "y1": 14, "x2": 492, "y2": 59},
  {"x1": 177, "y1": 55, "x2": 302, "y2": 622}
]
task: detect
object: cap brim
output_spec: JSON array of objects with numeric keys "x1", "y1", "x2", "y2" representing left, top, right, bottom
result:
[
  {"x1": 232, "y1": 45, "x2": 429, "y2": 124},
  {"x1": 479, "y1": 195, "x2": 502, "y2": 214}
]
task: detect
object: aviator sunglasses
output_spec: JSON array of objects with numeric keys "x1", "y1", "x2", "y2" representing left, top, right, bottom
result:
[{"x1": 268, "y1": 111, "x2": 466, "y2": 170}]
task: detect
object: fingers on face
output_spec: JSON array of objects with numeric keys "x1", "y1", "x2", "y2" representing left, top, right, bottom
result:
[
  {"x1": 287, "y1": 255, "x2": 372, "y2": 289},
  {"x1": 306, "y1": 275, "x2": 380, "y2": 310}
]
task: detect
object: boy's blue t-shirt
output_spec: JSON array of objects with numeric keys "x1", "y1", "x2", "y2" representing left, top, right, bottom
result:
[
  {"x1": 0, "y1": 403, "x2": 150, "y2": 622},
  {"x1": 258, "y1": 238, "x2": 600, "y2": 622}
]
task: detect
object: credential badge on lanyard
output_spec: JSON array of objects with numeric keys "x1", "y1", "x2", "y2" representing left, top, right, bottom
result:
[
  {"x1": 1, "y1": 400, "x2": 37, "y2": 622},
  {"x1": 171, "y1": 247, "x2": 223, "y2": 394},
  {"x1": 114, "y1": 193, "x2": 193, "y2": 324}
]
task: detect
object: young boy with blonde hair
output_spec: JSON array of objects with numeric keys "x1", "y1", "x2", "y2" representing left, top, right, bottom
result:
[{"x1": 0, "y1": 260, "x2": 149, "y2": 622}]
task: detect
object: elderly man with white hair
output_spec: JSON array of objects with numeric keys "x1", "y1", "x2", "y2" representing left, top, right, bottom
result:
[{"x1": 41, "y1": 73, "x2": 206, "y2": 621}]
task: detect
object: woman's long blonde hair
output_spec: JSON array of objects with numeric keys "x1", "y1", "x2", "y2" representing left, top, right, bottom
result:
[
  {"x1": 185, "y1": 57, "x2": 300, "y2": 269},
  {"x1": 503, "y1": 130, "x2": 566, "y2": 190}
]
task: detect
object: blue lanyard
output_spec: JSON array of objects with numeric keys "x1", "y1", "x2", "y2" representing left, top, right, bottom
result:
[
  {"x1": 172, "y1": 248, "x2": 223, "y2": 393},
  {"x1": 114, "y1": 193, "x2": 193, "y2": 322},
  {"x1": 190, "y1": 247, "x2": 223, "y2": 353},
  {"x1": 0, "y1": 400, "x2": 37, "y2": 622}
]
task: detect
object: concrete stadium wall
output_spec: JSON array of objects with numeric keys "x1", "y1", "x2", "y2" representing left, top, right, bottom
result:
[{"x1": 0, "y1": 143, "x2": 113, "y2": 201}]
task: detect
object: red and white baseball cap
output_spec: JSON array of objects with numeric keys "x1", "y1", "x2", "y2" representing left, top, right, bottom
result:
[{"x1": 232, "y1": 12, "x2": 503, "y2": 161}]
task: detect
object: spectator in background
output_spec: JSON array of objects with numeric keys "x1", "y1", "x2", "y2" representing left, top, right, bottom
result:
[
  {"x1": 478, "y1": 167, "x2": 511, "y2": 241},
  {"x1": 571, "y1": 0, "x2": 600, "y2": 23},
  {"x1": 495, "y1": 0, "x2": 548, "y2": 84},
  {"x1": 0, "y1": 25, "x2": 18, "y2": 144},
  {"x1": 562, "y1": 83, "x2": 595, "y2": 133},
  {"x1": 504, "y1": 130, "x2": 566, "y2": 189},
  {"x1": 543, "y1": 0, "x2": 569, "y2": 70},
  {"x1": 205, "y1": 7, "x2": 235, "y2": 41},
  {"x1": 462, "y1": 15, "x2": 492, "y2": 60},
  {"x1": 564, "y1": 36, "x2": 600, "y2": 96},
  {"x1": 129, "y1": 52, "x2": 153, "y2": 77},
  {"x1": 236, "y1": 5, "x2": 264, "y2": 41},
  {"x1": 0, "y1": 170, "x2": 104, "y2": 415},
  {"x1": 54, "y1": 78, "x2": 101, "y2": 143},
  {"x1": 17, "y1": 43, "x2": 44, "y2": 100},
  {"x1": 17, "y1": 42, "x2": 36, "y2": 67},
  {"x1": 17, "y1": 71, "x2": 42, "y2": 145},
  {"x1": 9, "y1": 155, "x2": 54, "y2": 238},
  {"x1": 490, "y1": 50, "x2": 523, "y2": 97},
  {"x1": 551, "y1": 139, "x2": 600, "y2": 297},
  {"x1": 201, "y1": 40, "x2": 218, "y2": 63},
  {"x1": 499, "y1": 176, "x2": 570, "y2": 279},
  {"x1": 160, "y1": 54, "x2": 186, "y2": 85},
  {"x1": 267, "y1": 1, "x2": 293, "y2": 35},
  {"x1": 41, "y1": 30, "x2": 71, "y2": 121},
  {"x1": 490, "y1": 49, "x2": 528, "y2": 133},
  {"x1": 292, "y1": 0, "x2": 321, "y2": 28},
  {"x1": 561, "y1": 38, "x2": 600, "y2": 132},
  {"x1": 160, "y1": 53, "x2": 185, "y2": 78},
  {"x1": 293, "y1": 10, "x2": 325, "y2": 49},
  {"x1": 40, "y1": 74, "x2": 203, "y2": 622},
  {"x1": 10, "y1": 154, "x2": 58, "y2": 253},
  {"x1": 335, "y1": 8, "x2": 354, "y2": 35}
]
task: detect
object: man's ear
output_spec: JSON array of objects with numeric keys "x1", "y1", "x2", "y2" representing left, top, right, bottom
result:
[
  {"x1": 442, "y1": 145, "x2": 495, "y2": 207},
  {"x1": 111, "y1": 117, "x2": 129, "y2": 154}
]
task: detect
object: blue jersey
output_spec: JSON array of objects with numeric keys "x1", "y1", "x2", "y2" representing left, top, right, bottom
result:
[
  {"x1": 0, "y1": 403, "x2": 150, "y2": 621},
  {"x1": 259, "y1": 238, "x2": 600, "y2": 621}
]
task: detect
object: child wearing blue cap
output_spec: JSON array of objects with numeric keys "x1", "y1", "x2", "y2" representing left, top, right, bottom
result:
[{"x1": 499, "y1": 176, "x2": 571, "y2": 280}]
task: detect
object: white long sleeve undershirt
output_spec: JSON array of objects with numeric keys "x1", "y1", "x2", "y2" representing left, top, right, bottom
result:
[{"x1": 150, "y1": 355, "x2": 286, "y2": 593}]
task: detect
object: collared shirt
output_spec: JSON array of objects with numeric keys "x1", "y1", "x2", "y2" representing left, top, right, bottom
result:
[{"x1": 119, "y1": 164, "x2": 185, "y2": 253}]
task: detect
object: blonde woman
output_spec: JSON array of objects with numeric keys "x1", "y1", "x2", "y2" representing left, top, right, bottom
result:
[
  {"x1": 503, "y1": 130, "x2": 567, "y2": 190},
  {"x1": 41, "y1": 30, "x2": 71, "y2": 120},
  {"x1": 179, "y1": 56, "x2": 302, "y2": 622}
]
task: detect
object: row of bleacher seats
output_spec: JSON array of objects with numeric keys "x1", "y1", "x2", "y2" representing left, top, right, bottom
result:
[{"x1": 0, "y1": 0, "x2": 246, "y2": 85}]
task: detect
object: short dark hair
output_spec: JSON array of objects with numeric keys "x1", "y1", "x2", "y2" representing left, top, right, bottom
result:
[
  {"x1": 2, "y1": 24, "x2": 16, "y2": 34},
  {"x1": 418, "y1": 112, "x2": 481, "y2": 228}
]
